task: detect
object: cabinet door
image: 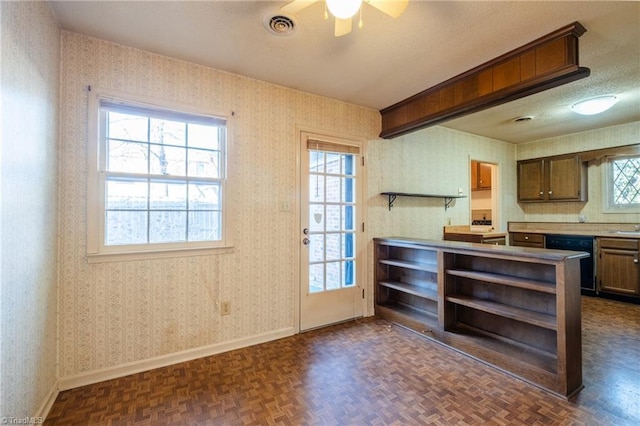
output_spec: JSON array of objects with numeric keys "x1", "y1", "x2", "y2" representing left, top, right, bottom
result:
[
  {"x1": 517, "y1": 159, "x2": 545, "y2": 201},
  {"x1": 471, "y1": 161, "x2": 479, "y2": 190},
  {"x1": 478, "y1": 162, "x2": 492, "y2": 189},
  {"x1": 548, "y1": 155, "x2": 586, "y2": 201},
  {"x1": 598, "y1": 241, "x2": 640, "y2": 297}
]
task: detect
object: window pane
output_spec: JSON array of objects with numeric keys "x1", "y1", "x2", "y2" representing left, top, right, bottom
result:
[
  {"x1": 342, "y1": 232, "x2": 355, "y2": 258},
  {"x1": 326, "y1": 153, "x2": 340, "y2": 174},
  {"x1": 108, "y1": 112, "x2": 148, "y2": 142},
  {"x1": 343, "y1": 177, "x2": 355, "y2": 203},
  {"x1": 342, "y1": 260, "x2": 355, "y2": 287},
  {"x1": 189, "y1": 183, "x2": 219, "y2": 210},
  {"x1": 188, "y1": 149, "x2": 220, "y2": 178},
  {"x1": 310, "y1": 151, "x2": 323, "y2": 173},
  {"x1": 149, "y1": 211, "x2": 186, "y2": 243},
  {"x1": 309, "y1": 234, "x2": 324, "y2": 262},
  {"x1": 325, "y1": 204, "x2": 340, "y2": 232},
  {"x1": 150, "y1": 118, "x2": 186, "y2": 146},
  {"x1": 342, "y1": 205, "x2": 354, "y2": 231},
  {"x1": 326, "y1": 233, "x2": 340, "y2": 261},
  {"x1": 149, "y1": 145, "x2": 186, "y2": 176},
  {"x1": 309, "y1": 174, "x2": 324, "y2": 202},
  {"x1": 105, "y1": 211, "x2": 148, "y2": 245},
  {"x1": 612, "y1": 158, "x2": 640, "y2": 205},
  {"x1": 326, "y1": 262, "x2": 341, "y2": 290},
  {"x1": 342, "y1": 154, "x2": 355, "y2": 176},
  {"x1": 326, "y1": 176, "x2": 340, "y2": 202},
  {"x1": 189, "y1": 211, "x2": 221, "y2": 241},
  {"x1": 188, "y1": 124, "x2": 219, "y2": 150},
  {"x1": 107, "y1": 140, "x2": 149, "y2": 174},
  {"x1": 309, "y1": 263, "x2": 324, "y2": 293},
  {"x1": 309, "y1": 204, "x2": 324, "y2": 232},
  {"x1": 149, "y1": 181, "x2": 186, "y2": 210},
  {"x1": 106, "y1": 178, "x2": 148, "y2": 210}
]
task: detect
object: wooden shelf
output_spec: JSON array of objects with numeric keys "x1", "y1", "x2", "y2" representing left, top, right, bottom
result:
[
  {"x1": 446, "y1": 269, "x2": 556, "y2": 294},
  {"x1": 431, "y1": 324, "x2": 560, "y2": 392},
  {"x1": 374, "y1": 237, "x2": 583, "y2": 398},
  {"x1": 376, "y1": 302, "x2": 438, "y2": 333},
  {"x1": 379, "y1": 258, "x2": 438, "y2": 273},
  {"x1": 379, "y1": 280, "x2": 438, "y2": 301},
  {"x1": 446, "y1": 295, "x2": 557, "y2": 330},
  {"x1": 381, "y1": 192, "x2": 466, "y2": 211}
]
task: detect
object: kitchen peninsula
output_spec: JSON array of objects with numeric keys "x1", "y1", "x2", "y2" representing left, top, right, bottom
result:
[{"x1": 374, "y1": 237, "x2": 587, "y2": 398}]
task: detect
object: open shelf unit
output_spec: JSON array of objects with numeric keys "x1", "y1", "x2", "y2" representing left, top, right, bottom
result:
[{"x1": 374, "y1": 237, "x2": 587, "y2": 398}]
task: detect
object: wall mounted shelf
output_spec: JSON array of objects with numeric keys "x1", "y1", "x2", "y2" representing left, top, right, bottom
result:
[{"x1": 381, "y1": 192, "x2": 466, "y2": 211}]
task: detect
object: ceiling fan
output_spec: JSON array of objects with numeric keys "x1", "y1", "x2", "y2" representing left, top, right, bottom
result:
[{"x1": 281, "y1": 0, "x2": 409, "y2": 37}]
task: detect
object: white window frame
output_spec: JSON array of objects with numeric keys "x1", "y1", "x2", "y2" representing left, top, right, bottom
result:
[
  {"x1": 603, "y1": 154, "x2": 640, "y2": 213},
  {"x1": 87, "y1": 89, "x2": 230, "y2": 262}
]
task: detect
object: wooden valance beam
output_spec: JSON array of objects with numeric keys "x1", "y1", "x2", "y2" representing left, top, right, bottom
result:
[{"x1": 380, "y1": 22, "x2": 589, "y2": 139}]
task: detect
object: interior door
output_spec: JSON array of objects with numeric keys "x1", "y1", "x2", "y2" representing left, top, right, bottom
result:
[{"x1": 300, "y1": 133, "x2": 364, "y2": 331}]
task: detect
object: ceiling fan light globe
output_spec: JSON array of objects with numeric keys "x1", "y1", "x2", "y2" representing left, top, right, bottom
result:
[{"x1": 326, "y1": 0, "x2": 363, "y2": 19}]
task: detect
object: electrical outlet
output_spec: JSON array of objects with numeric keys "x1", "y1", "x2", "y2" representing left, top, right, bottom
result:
[{"x1": 221, "y1": 301, "x2": 231, "y2": 316}]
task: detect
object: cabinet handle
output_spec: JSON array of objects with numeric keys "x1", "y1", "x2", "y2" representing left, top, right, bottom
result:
[
  {"x1": 634, "y1": 258, "x2": 639, "y2": 264},
  {"x1": 525, "y1": 236, "x2": 529, "y2": 240},
  {"x1": 539, "y1": 191, "x2": 543, "y2": 195},
  {"x1": 548, "y1": 191, "x2": 553, "y2": 195}
]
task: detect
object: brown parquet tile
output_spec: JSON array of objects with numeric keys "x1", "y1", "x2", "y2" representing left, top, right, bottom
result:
[{"x1": 46, "y1": 296, "x2": 640, "y2": 425}]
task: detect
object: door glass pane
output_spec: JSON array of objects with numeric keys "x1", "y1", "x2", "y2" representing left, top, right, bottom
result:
[
  {"x1": 309, "y1": 263, "x2": 324, "y2": 293},
  {"x1": 307, "y1": 149, "x2": 358, "y2": 293},
  {"x1": 325, "y1": 204, "x2": 340, "y2": 232},
  {"x1": 326, "y1": 262, "x2": 341, "y2": 290},
  {"x1": 309, "y1": 204, "x2": 324, "y2": 232},
  {"x1": 309, "y1": 234, "x2": 324, "y2": 262}
]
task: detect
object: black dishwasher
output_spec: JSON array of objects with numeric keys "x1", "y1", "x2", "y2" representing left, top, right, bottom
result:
[{"x1": 545, "y1": 234, "x2": 595, "y2": 295}]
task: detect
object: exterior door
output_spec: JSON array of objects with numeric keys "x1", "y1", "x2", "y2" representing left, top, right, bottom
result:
[{"x1": 300, "y1": 133, "x2": 364, "y2": 331}]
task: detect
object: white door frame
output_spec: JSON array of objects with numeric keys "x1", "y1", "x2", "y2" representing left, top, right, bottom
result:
[{"x1": 293, "y1": 126, "x2": 367, "y2": 333}]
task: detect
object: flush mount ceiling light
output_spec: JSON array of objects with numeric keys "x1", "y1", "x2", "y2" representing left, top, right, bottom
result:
[{"x1": 571, "y1": 95, "x2": 619, "y2": 115}]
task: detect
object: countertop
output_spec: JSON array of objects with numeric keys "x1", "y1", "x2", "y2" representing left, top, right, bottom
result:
[
  {"x1": 443, "y1": 225, "x2": 507, "y2": 238},
  {"x1": 508, "y1": 222, "x2": 640, "y2": 239}
]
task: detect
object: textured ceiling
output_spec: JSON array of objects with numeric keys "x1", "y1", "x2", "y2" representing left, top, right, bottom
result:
[{"x1": 49, "y1": 0, "x2": 640, "y2": 143}]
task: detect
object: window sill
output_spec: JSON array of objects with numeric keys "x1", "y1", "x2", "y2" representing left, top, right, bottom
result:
[{"x1": 86, "y1": 245, "x2": 235, "y2": 263}]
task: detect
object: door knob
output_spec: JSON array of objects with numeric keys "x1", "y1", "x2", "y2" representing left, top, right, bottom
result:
[
  {"x1": 303, "y1": 238, "x2": 310, "y2": 246},
  {"x1": 303, "y1": 228, "x2": 309, "y2": 235}
]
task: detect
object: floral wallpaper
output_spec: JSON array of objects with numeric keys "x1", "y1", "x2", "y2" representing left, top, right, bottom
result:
[
  {"x1": 1, "y1": 0, "x2": 60, "y2": 418},
  {"x1": 58, "y1": 31, "x2": 380, "y2": 379}
]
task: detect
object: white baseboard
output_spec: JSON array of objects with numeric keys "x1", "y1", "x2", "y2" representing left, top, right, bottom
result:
[
  {"x1": 58, "y1": 327, "x2": 295, "y2": 391},
  {"x1": 36, "y1": 381, "x2": 59, "y2": 420}
]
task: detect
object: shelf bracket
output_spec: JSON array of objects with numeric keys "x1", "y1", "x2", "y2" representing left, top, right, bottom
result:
[
  {"x1": 444, "y1": 197, "x2": 454, "y2": 211},
  {"x1": 387, "y1": 194, "x2": 397, "y2": 211}
]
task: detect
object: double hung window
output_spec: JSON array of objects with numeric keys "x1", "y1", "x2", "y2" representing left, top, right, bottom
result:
[{"x1": 87, "y1": 91, "x2": 227, "y2": 258}]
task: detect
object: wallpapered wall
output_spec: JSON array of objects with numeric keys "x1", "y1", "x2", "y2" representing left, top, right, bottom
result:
[
  {"x1": 366, "y1": 126, "x2": 520, "y2": 237},
  {"x1": 58, "y1": 31, "x2": 380, "y2": 379},
  {"x1": 517, "y1": 122, "x2": 640, "y2": 223},
  {"x1": 1, "y1": 1, "x2": 60, "y2": 418}
]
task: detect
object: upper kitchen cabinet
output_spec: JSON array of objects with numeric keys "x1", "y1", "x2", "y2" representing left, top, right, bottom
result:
[
  {"x1": 517, "y1": 154, "x2": 587, "y2": 202},
  {"x1": 471, "y1": 161, "x2": 492, "y2": 190}
]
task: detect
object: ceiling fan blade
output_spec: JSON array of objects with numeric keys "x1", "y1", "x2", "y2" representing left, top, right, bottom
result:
[
  {"x1": 335, "y1": 17, "x2": 352, "y2": 37},
  {"x1": 280, "y1": 0, "x2": 320, "y2": 14},
  {"x1": 365, "y1": 0, "x2": 408, "y2": 18}
]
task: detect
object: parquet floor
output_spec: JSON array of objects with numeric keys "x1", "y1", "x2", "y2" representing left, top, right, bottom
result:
[{"x1": 46, "y1": 296, "x2": 640, "y2": 425}]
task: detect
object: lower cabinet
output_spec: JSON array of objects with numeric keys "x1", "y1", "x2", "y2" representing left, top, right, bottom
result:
[
  {"x1": 509, "y1": 232, "x2": 545, "y2": 248},
  {"x1": 374, "y1": 237, "x2": 584, "y2": 398},
  {"x1": 597, "y1": 238, "x2": 640, "y2": 297}
]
